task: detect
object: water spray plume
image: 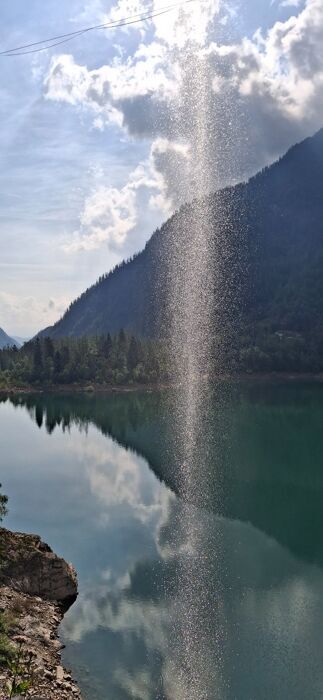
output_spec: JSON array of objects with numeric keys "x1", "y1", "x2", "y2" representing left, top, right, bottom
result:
[{"x1": 162, "y1": 43, "x2": 233, "y2": 698}]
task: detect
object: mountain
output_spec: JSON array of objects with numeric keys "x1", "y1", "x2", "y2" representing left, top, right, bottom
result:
[
  {"x1": 39, "y1": 129, "x2": 323, "y2": 361},
  {"x1": 13, "y1": 336, "x2": 28, "y2": 347},
  {"x1": 0, "y1": 328, "x2": 19, "y2": 349}
]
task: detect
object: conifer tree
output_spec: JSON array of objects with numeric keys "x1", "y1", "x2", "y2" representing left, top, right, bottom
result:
[
  {"x1": 44, "y1": 337, "x2": 54, "y2": 359},
  {"x1": 104, "y1": 333, "x2": 112, "y2": 359},
  {"x1": 118, "y1": 329, "x2": 127, "y2": 353},
  {"x1": 33, "y1": 338, "x2": 43, "y2": 378},
  {"x1": 128, "y1": 336, "x2": 140, "y2": 371},
  {"x1": 53, "y1": 350, "x2": 62, "y2": 379}
]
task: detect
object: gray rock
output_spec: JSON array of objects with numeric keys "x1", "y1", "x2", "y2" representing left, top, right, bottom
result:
[{"x1": 0, "y1": 528, "x2": 78, "y2": 608}]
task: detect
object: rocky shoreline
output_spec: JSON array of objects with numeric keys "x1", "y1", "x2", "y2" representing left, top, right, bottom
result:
[{"x1": 0, "y1": 528, "x2": 83, "y2": 699}]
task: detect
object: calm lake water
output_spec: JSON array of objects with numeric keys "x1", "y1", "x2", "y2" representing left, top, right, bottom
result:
[{"x1": 1, "y1": 384, "x2": 323, "y2": 699}]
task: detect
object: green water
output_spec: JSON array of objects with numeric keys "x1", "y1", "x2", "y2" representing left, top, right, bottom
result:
[{"x1": 1, "y1": 383, "x2": 323, "y2": 699}]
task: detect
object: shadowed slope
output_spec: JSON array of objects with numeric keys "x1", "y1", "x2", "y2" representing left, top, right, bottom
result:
[{"x1": 39, "y1": 129, "x2": 323, "y2": 346}]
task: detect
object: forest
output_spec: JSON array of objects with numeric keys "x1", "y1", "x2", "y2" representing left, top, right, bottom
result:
[
  {"x1": 0, "y1": 332, "x2": 169, "y2": 388},
  {"x1": 1, "y1": 324, "x2": 323, "y2": 390}
]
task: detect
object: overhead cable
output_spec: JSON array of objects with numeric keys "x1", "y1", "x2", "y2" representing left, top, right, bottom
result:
[{"x1": 0, "y1": 0, "x2": 198, "y2": 56}]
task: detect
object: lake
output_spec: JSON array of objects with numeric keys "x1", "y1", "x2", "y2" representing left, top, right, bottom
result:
[{"x1": 1, "y1": 383, "x2": 323, "y2": 699}]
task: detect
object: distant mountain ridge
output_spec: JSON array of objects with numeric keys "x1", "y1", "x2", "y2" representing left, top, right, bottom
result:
[
  {"x1": 0, "y1": 328, "x2": 19, "y2": 349},
  {"x1": 13, "y1": 336, "x2": 28, "y2": 346},
  {"x1": 39, "y1": 129, "x2": 323, "y2": 353}
]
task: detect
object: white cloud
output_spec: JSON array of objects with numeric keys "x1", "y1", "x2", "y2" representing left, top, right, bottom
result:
[
  {"x1": 104, "y1": 0, "x2": 147, "y2": 39},
  {"x1": 0, "y1": 291, "x2": 69, "y2": 336},
  {"x1": 102, "y1": 0, "x2": 221, "y2": 48},
  {"x1": 151, "y1": 0, "x2": 220, "y2": 49},
  {"x1": 63, "y1": 139, "x2": 189, "y2": 252},
  {"x1": 44, "y1": 0, "x2": 323, "y2": 253},
  {"x1": 44, "y1": 42, "x2": 177, "y2": 133},
  {"x1": 64, "y1": 182, "x2": 137, "y2": 252},
  {"x1": 66, "y1": 435, "x2": 169, "y2": 525},
  {"x1": 233, "y1": 0, "x2": 323, "y2": 120}
]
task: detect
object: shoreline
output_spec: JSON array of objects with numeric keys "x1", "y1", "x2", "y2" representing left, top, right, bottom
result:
[
  {"x1": 0, "y1": 528, "x2": 82, "y2": 699},
  {"x1": 2, "y1": 372, "x2": 323, "y2": 396}
]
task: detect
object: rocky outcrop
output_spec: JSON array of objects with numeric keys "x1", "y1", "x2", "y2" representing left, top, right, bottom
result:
[
  {"x1": 0, "y1": 529, "x2": 77, "y2": 609},
  {"x1": 0, "y1": 528, "x2": 82, "y2": 699}
]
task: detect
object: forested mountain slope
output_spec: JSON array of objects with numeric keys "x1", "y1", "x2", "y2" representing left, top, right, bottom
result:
[{"x1": 40, "y1": 129, "x2": 323, "y2": 367}]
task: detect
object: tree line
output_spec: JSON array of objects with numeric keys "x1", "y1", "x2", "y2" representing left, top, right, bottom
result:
[
  {"x1": 1, "y1": 324, "x2": 323, "y2": 390},
  {"x1": 0, "y1": 331, "x2": 169, "y2": 387}
]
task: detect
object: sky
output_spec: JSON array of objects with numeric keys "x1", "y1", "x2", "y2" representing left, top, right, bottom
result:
[{"x1": 1, "y1": 0, "x2": 322, "y2": 336}]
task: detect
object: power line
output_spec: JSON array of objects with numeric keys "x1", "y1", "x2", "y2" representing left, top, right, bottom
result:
[
  {"x1": 1, "y1": 3, "x2": 176, "y2": 52},
  {"x1": 0, "y1": 0, "x2": 198, "y2": 56},
  {"x1": 2, "y1": 8, "x2": 179, "y2": 56},
  {"x1": 1, "y1": 10, "x2": 174, "y2": 56}
]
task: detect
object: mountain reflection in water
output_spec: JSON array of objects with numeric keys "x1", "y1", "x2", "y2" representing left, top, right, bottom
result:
[{"x1": 1, "y1": 384, "x2": 323, "y2": 699}]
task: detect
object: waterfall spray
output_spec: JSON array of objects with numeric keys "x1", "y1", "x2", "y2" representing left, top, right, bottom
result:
[{"x1": 163, "y1": 49, "x2": 230, "y2": 699}]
